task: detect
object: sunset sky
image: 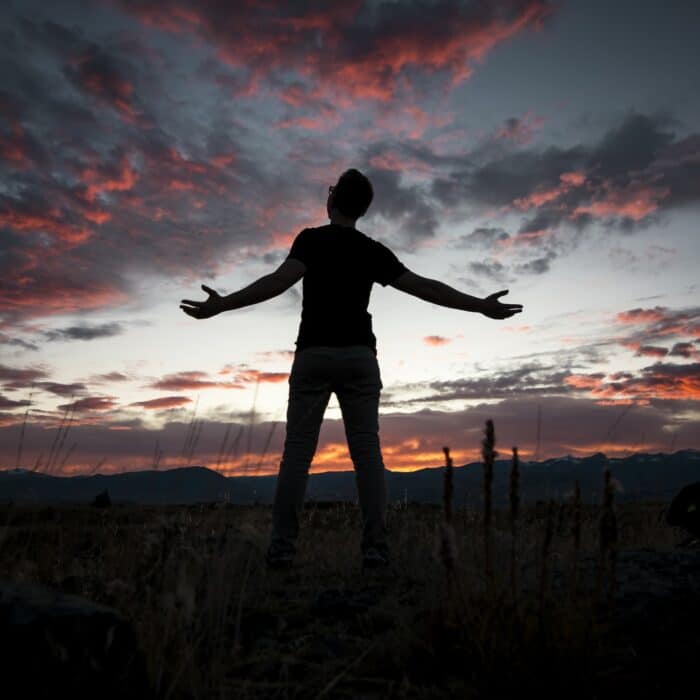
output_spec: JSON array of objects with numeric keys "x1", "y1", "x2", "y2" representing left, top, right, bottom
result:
[{"x1": 1, "y1": 0, "x2": 699, "y2": 477}]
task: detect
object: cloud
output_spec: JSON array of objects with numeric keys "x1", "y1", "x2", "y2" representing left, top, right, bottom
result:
[
  {"x1": 634, "y1": 345, "x2": 669, "y2": 358},
  {"x1": 0, "y1": 394, "x2": 31, "y2": 409},
  {"x1": 468, "y1": 260, "x2": 507, "y2": 281},
  {"x1": 0, "y1": 363, "x2": 49, "y2": 390},
  {"x1": 616, "y1": 307, "x2": 668, "y2": 324},
  {"x1": 130, "y1": 396, "x2": 193, "y2": 410},
  {"x1": 91, "y1": 371, "x2": 130, "y2": 382},
  {"x1": 669, "y1": 342, "x2": 700, "y2": 359},
  {"x1": 423, "y1": 335, "x2": 452, "y2": 346},
  {"x1": 389, "y1": 362, "x2": 574, "y2": 404},
  {"x1": 514, "y1": 249, "x2": 556, "y2": 275},
  {"x1": 612, "y1": 305, "x2": 700, "y2": 354},
  {"x1": 115, "y1": 0, "x2": 555, "y2": 104},
  {"x1": 218, "y1": 366, "x2": 290, "y2": 384},
  {"x1": 430, "y1": 111, "x2": 700, "y2": 243},
  {"x1": 360, "y1": 166, "x2": 439, "y2": 246},
  {"x1": 148, "y1": 371, "x2": 232, "y2": 392},
  {"x1": 35, "y1": 381, "x2": 89, "y2": 397},
  {"x1": 1, "y1": 391, "x2": 695, "y2": 476},
  {"x1": 453, "y1": 226, "x2": 510, "y2": 249},
  {"x1": 254, "y1": 350, "x2": 296, "y2": 362},
  {"x1": 64, "y1": 46, "x2": 142, "y2": 123},
  {"x1": 57, "y1": 396, "x2": 119, "y2": 412},
  {"x1": 494, "y1": 111, "x2": 546, "y2": 145},
  {"x1": 43, "y1": 322, "x2": 124, "y2": 342},
  {"x1": 565, "y1": 361, "x2": 700, "y2": 401},
  {"x1": 0, "y1": 332, "x2": 39, "y2": 351}
]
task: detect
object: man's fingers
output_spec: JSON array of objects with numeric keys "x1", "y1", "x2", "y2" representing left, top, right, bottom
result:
[
  {"x1": 181, "y1": 299, "x2": 201, "y2": 307},
  {"x1": 202, "y1": 284, "x2": 216, "y2": 295}
]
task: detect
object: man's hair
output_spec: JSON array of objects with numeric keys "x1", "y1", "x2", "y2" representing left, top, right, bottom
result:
[{"x1": 332, "y1": 169, "x2": 373, "y2": 219}]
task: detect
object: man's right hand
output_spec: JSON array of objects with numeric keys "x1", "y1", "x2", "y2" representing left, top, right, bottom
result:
[{"x1": 480, "y1": 290, "x2": 523, "y2": 319}]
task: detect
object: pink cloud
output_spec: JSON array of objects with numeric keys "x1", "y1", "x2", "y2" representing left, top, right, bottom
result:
[
  {"x1": 572, "y1": 181, "x2": 670, "y2": 222},
  {"x1": 131, "y1": 396, "x2": 193, "y2": 409},
  {"x1": 423, "y1": 335, "x2": 452, "y2": 346}
]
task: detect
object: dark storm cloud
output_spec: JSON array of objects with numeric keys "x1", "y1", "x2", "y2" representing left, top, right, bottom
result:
[{"x1": 43, "y1": 322, "x2": 124, "y2": 342}]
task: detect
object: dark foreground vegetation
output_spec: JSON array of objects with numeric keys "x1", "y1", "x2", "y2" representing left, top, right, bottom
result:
[{"x1": 1, "y1": 489, "x2": 695, "y2": 699}]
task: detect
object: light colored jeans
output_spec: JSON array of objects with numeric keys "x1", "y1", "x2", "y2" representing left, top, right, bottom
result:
[{"x1": 269, "y1": 345, "x2": 388, "y2": 558}]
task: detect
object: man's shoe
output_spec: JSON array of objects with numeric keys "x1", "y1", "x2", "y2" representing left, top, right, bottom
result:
[
  {"x1": 265, "y1": 549, "x2": 294, "y2": 570},
  {"x1": 362, "y1": 547, "x2": 389, "y2": 570}
]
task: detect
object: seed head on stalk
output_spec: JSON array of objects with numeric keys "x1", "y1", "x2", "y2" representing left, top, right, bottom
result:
[
  {"x1": 510, "y1": 446, "x2": 520, "y2": 606},
  {"x1": 599, "y1": 468, "x2": 618, "y2": 614},
  {"x1": 481, "y1": 419, "x2": 497, "y2": 582},
  {"x1": 570, "y1": 480, "x2": 582, "y2": 602}
]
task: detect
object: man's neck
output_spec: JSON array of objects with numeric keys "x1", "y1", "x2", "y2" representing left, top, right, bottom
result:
[{"x1": 329, "y1": 214, "x2": 357, "y2": 229}]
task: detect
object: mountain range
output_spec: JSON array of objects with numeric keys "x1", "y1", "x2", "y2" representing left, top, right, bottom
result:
[{"x1": 1, "y1": 450, "x2": 698, "y2": 507}]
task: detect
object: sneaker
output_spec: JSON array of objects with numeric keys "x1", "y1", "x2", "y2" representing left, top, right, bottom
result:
[{"x1": 362, "y1": 547, "x2": 390, "y2": 570}]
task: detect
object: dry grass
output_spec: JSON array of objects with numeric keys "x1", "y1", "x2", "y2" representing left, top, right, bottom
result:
[{"x1": 1, "y1": 417, "x2": 690, "y2": 698}]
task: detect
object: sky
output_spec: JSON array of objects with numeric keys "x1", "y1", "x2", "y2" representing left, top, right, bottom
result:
[{"x1": 1, "y1": 0, "x2": 699, "y2": 478}]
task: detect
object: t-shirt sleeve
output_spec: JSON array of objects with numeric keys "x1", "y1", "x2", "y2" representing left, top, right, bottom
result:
[
  {"x1": 286, "y1": 228, "x2": 313, "y2": 266},
  {"x1": 370, "y1": 239, "x2": 408, "y2": 286}
]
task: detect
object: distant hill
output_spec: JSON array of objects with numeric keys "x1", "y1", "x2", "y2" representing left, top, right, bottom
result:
[{"x1": 1, "y1": 450, "x2": 699, "y2": 507}]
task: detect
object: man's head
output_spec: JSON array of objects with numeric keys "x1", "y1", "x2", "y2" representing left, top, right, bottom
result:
[{"x1": 327, "y1": 169, "x2": 373, "y2": 222}]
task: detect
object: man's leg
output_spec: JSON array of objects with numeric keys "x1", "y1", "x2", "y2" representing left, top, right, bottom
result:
[
  {"x1": 335, "y1": 347, "x2": 389, "y2": 559},
  {"x1": 269, "y1": 350, "x2": 331, "y2": 561}
]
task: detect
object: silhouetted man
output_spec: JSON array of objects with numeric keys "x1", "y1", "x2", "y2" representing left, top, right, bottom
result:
[{"x1": 180, "y1": 168, "x2": 523, "y2": 570}]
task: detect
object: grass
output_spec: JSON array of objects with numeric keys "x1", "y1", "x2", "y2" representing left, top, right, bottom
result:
[
  {"x1": 2, "y1": 400, "x2": 691, "y2": 698},
  {"x1": 1, "y1": 428, "x2": 690, "y2": 698},
  {"x1": 0, "y1": 498, "x2": 683, "y2": 698}
]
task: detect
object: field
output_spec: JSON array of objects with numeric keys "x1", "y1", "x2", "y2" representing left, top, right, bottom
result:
[{"x1": 1, "y1": 486, "x2": 694, "y2": 699}]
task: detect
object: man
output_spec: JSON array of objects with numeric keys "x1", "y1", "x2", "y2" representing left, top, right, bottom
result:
[{"x1": 180, "y1": 168, "x2": 523, "y2": 571}]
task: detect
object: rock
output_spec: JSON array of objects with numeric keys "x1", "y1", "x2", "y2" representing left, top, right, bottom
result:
[
  {"x1": 91, "y1": 489, "x2": 112, "y2": 508},
  {"x1": 666, "y1": 482, "x2": 700, "y2": 537},
  {"x1": 0, "y1": 580, "x2": 152, "y2": 699}
]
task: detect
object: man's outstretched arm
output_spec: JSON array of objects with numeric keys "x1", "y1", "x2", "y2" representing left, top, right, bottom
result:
[
  {"x1": 390, "y1": 269, "x2": 523, "y2": 319},
  {"x1": 180, "y1": 258, "x2": 306, "y2": 319}
]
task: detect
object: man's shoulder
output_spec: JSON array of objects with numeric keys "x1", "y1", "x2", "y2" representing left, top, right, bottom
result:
[
  {"x1": 308, "y1": 224, "x2": 373, "y2": 241},
  {"x1": 304, "y1": 225, "x2": 392, "y2": 253}
]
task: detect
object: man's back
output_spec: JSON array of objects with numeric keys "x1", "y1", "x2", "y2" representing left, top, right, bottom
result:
[{"x1": 287, "y1": 224, "x2": 407, "y2": 353}]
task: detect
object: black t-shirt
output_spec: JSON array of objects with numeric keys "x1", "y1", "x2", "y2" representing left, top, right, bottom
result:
[{"x1": 286, "y1": 223, "x2": 408, "y2": 354}]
